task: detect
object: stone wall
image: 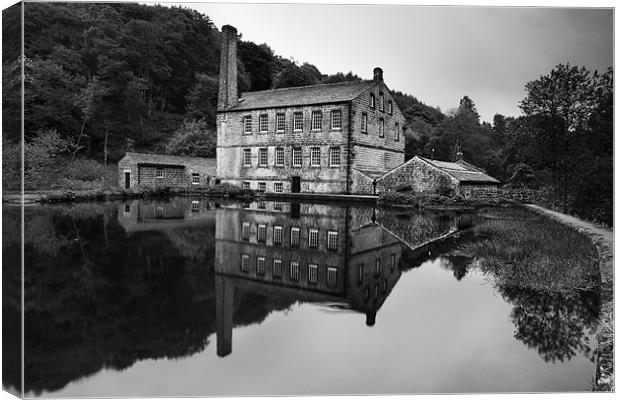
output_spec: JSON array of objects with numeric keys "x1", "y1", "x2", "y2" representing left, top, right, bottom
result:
[
  {"x1": 376, "y1": 157, "x2": 458, "y2": 195},
  {"x1": 350, "y1": 169, "x2": 375, "y2": 194},
  {"x1": 459, "y1": 184, "x2": 499, "y2": 198},
  {"x1": 137, "y1": 165, "x2": 185, "y2": 187}
]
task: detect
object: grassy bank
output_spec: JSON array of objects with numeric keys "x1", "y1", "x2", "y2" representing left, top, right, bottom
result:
[{"x1": 377, "y1": 191, "x2": 515, "y2": 210}]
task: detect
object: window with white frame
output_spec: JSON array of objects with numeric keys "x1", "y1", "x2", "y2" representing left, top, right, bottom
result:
[
  {"x1": 257, "y1": 224, "x2": 266, "y2": 242},
  {"x1": 156, "y1": 167, "x2": 164, "y2": 178},
  {"x1": 327, "y1": 267, "x2": 337, "y2": 287},
  {"x1": 308, "y1": 229, "x2": 319, "y2": 248},
  {"x1": 273, "y1": 202, "x2": 284, "y2": 210},
  {"x1": 243, "y1": 115, "x2": 252, "y2": 134},
  {"x1": 395, "y1": 122, "x2": 400, "y2": 141},
  {"x1": 275, "y1": 147, "x2": 285, "y2": 166},
  {"x1": 192, "y1": 173, "x2": 200, "y2": 184},
  {"x1": 156, "y1": 206, "x2": 164, "y2": 217},
  {"x1": 257, "y1": 201, "x2": 266, "y2": 209},
  {"x1": 276, "y1": 113, "x2": 285, "y2": 132},
  {"x1": 388, "y1": 100, "x2": 393, "y2": 115},
  {"x1": 375, "y1": 258, "x2": 381, "y2": 277},
  {"x1": 191, "y1": 200, "x2": 199, "y2": 212},
  {"x1": 241, "y1": 254, "x2": 250, "y2": 272},
  {"x1": 243, "y1": 148, "x2": 251, "y2": 167},
  {"x1": 241, "y1": 221, "x2": 250, "y2": 240},
  {"x1": 327, "y1": 231, "x2": 338, "y2": 250},
  {"x1": 293, "y1": 111, "x2": 303, "y2": 131},
  {"x1": 258, "y1": 148, "x2": 268, "y2": 166},
  {"x1": 308, "y1": 264, "x2": 318, "y2": 284},
  {"x1": 290, "y1": 227, "x2": 300, "y2": 247},
  {"x1": 257, "y1": 257, "x2": 266, "y2": 275},
  {"x1": 259, "y1": 114, "x2": 268, "y2": 132},
  {"x1": 292, "y1": 147, "x2": 302, "y2": 167},
  {"x1": 310, "y1": 147, "x2": 321, "y2": 166},
  {"x1": 274, "y1": 182, "x2": 283, "y2": 193},
  {"x1": 242, "y1": 181, "x2": 250, "y2": 190},
  {"x1": 329, "y1": 147, "x2": 340, "y2": 167},
  {"x1": 370, "y1": 93, "x2": 375, "y2": 108},
  {"x1": 290, "y1": 261, "x2": 299, "y2": 281},
  {"x1": 379, "y1": 92, "x2": 384, "y2": 111},
  {"x1": 331, "y1": 110, "x2": 342, "y2": 130},
  {"x1": 311, "y1": 111, "x2": 322, "y2": 130},
  {"x1": 379, "y1": 118, "x2": 384, "y2": 137},
  {"x1": 273, "y1": 226, "x2": 283, "y2": 244},
  {"x1": 273, "y1": 259, "x2": 282, "y2": 278},
  {"x1": 361, "y1": 113, "x2": 368, "y2": 133},
  {"x1": 258, "y1": 182, "x2": 266, "y2": 192}
]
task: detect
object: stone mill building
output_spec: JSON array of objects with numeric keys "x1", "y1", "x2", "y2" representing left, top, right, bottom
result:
[{"x1": 216, "y1": 25, "x2": 407, "y2": 195}]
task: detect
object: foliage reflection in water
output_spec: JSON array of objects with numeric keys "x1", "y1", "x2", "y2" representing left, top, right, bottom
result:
[{"x1": 2, "y1": 198, "x2": 600, "y2": 396}]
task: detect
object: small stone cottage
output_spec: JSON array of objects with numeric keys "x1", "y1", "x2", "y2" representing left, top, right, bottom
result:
[
  {"x1": 118, "y1": 152, "x2": 216, "y2": 189},
  {"x1": 373, "y1": 154, "x2": 499, "y2": 197}
]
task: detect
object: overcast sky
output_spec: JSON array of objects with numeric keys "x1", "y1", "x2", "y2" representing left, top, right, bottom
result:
[{"x1": 159, "y1": 3, "x2": 612, "y2": 122}]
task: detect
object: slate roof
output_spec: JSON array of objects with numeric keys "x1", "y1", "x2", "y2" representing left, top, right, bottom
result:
[
  {"x1": 228, "y1": 80, "x2": 375, "y2": 111},
  {"x1": 121, "y1": 152, "x2": 216, "y2": 173},
  {"x1": 419, "y1": 157, "x2": 500, "y2": 184}
]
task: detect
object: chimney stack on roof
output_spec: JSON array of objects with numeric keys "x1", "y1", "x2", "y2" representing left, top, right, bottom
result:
[
  {"x1": 218, "y1": 25, "x2": 238, "y2": 111},
  {"x1": 373, "y1": 67, "x2": 383, "y2": 82}
]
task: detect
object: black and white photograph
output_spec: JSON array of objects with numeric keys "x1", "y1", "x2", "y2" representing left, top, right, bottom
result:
[{"x1": 1, "y1": 0, "x2": 614, "y2": 397}]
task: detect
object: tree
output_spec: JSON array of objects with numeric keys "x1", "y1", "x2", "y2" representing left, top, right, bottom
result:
[
  {"x1": 185, "y1": 73, "x2": 218, "y2": 128},
  {"x1": 164, "y1": 119, "x2": 216, "y2": 157}
]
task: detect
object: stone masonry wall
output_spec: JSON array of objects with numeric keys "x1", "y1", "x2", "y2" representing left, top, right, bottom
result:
[
  {"x1": 350, "y1": 169, "x2": 375, "y2": 195},
  {"x1": 376, "y1": 157, "x2": 458, "y2": 195},
  {"x1": 137, "y1": 166, "x2": 186, "y2": 187}
]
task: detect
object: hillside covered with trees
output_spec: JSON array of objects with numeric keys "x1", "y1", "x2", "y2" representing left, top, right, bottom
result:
[{"x1": 2, "y1": 3, "x2": 613, "y2": 225}]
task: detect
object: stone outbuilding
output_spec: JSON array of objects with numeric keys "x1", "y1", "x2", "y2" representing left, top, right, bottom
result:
[
  {"x1": 372, "y1": 155, "x2": 500, "y2": 197},
  {"x1": 118, "y1": 152, "x2": 216, "y2": 189}
]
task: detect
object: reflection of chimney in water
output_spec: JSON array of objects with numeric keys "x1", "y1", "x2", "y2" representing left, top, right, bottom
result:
[
  {"x1": 366, "y1": 311, "x2": 376, "y2": 327},
  {"x1": 215, "y1": 275, "x2": 234, "y2": 357}
]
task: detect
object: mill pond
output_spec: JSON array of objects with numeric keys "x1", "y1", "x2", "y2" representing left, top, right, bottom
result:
[{"x1": 3, "y1": 198, "x2": 602, "y2": 396}]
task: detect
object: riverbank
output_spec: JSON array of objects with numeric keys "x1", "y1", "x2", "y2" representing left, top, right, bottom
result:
[{"x1": 525, "y1": 204, "x2": 614, "y2": 392}]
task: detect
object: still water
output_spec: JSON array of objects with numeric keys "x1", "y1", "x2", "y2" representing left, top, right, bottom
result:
[{"x1": 3, "y1": 198, "x2": 600, "y2": 396}]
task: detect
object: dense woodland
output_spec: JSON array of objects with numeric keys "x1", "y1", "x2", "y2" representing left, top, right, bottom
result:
[{"x1": 2, "y1": 3, "x2": 613, "y2": 225}]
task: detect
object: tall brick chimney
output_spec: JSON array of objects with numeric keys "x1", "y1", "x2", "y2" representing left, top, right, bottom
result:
[
  {"x1": 373, "y1": 67, "x2": 383, "y2": 82},
  {"x1": 218, "y1": 25, "x2": 238, "y2": 111}
]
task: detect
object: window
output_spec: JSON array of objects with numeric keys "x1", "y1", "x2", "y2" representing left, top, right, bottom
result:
[
  {"x1": 257, "y1": 201, "x2": 266, "y2": 209},
  {"x1": 156, "y1": 206, "x2": 164, "y2": 217},
  {"x1": 274, "y1": 182, "x2": 283, "y2": 193},
  {"x1": 258, "y1": 148, "x2": 268, "y2": 167},
  {"x1": 290, "y1": 227, "x2": 300, "y2": 247},
  {"x1": 273, "y1": 226, "x2": 283, "y2": 244},
  {"x1": 191, "y1": 200, "x2": 200, "y2": 212},
  {"x1": 276, "y1": 113, "x2": 285, "y2": 132},
  {"x1": 361, "y1": 113, "x2": 368, "y2": 133},
  {"x1": 311, "y1": 110, "x2": 322, "y2": 131},
  {"x1": 395, "y1": 122, "x2": 400, "y2": 141},
  {"x1": 383, "y1": 279, "x2": 388, "y2": 293},
  {"x1": 292, "y1": 147, "x2": 302, "y2": 167},
  {"x1": 388, "y1": 100, "x2": 393, "y2": 115},
  {"x1": 375, "y1": 258, "x2": 381, "y2": 277},
  {"x1": 364, "y1": 287, "x2": 370, "y2": 302},
  {"x1": 329, "y1": 147, "x2": 340, "y2": 167},
  {"x1": 241, "y1": 221, "x2": 250, "y2": 240},
  {"x1": 124, "y1": 204, "x2": 130, "y2": 213},
  {"x1": 310, "y1": 147, "x2": 321, "y2": 166},
  {"x1": 293, "y1": 111, "x2": 303, "y2": 131},
  {"x1": 391, "y1": 253, "x2": 396, "y2": 271},
  {"x1": 379, "y1": 92, "x2": 384, "y2": 111},
  {"x1": 290, "y1": 261, "x2": 299, "y2": 281},
  {"x1": 257, "y1": 224, "x2": 266, "y2": 242},
  {"x1": 273, "y1": 259, "x2": 282, "y2": 278},
  {"x1": 192, "y1": 173, "x2": 200, "y2": 184},
  {"x1": 258, "y1": 182, "x2": 266, "y2": 192},
  {"x1": 243, "y1": 148, "x2": 251, "y2": 167},
  {"x1": 331, "y1": 110, "x2": 342, "y2": 130},
  {"x1": 370, "y1": 93, "x2": 375, "y2": 108},
  {"x1": 308, "y1": 264, "x2": 318, "y2": 284},
  {"x1": 257, "y1": 257, "x2": 266, "y2": 275},
  {"x1": 259, "y1": 114, "x2": 268, "y2": 132},
  {"x1": 379, "y1": 118, "x2": 384, "y2": 137},
  {"x1": 357, "y1": 264, "x2": 364, "y2": 284},
  {"x1": 242, "y1": 181, "x2": 251, "y2": 190},
  {"x1": 327, "y1": 267, "x2": 337, "y2": 287},
  {"x1": 156, "y1": 168, "x2": 164, "y2": 178},
  {"x1": 275, "y1": 147, "x2": 285, "y2": 166},
  {"x1": 308, "y1": 229, "x2": 319, "y2": 248},
  {"x1": 241, "y1": 255, "x2": 250, "y2": 272},
  {"x1": 374, "y1": 283, "x2": 379, "y2": 299},
  {"x1": 243, "y1": 115, "x2": 252, "y2": 134},
  {"x1": 273, "y1": 202, "x2": 284, "y2": 210},
  {"x1": 327, "y1": 231, "x2": 338, "y2": 250}
]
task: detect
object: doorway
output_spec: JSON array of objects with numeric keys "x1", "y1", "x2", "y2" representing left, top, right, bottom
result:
[
  {"x1": 291, "y1": 176, "x2": 301, "y2": 193},
  {"x1": 124, "y1": 172, "x2": 131, "y2": 189}
]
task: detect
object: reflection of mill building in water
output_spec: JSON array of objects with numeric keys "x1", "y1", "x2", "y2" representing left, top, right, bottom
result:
[{"x1": 214, "y1": 202, "x2": 406, "y2": 357}]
